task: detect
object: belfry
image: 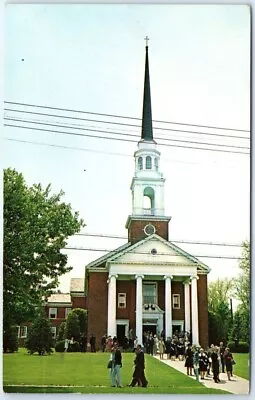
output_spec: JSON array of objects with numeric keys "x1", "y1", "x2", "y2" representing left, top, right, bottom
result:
[{"x1": 85, "y1": 40, "x2": 210, "y2": 349}]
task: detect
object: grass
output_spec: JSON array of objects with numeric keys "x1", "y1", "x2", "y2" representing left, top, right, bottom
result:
[
  {"x1": 3, "y1": 348, "x2": 229, "y2": 394},
  {"x1": 232, "y1": 353, "x2": 250, "y2": 380}
]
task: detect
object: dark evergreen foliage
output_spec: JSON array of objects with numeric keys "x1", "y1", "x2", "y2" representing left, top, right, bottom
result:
[{"x1": 25, "y1": 312, "x2": 54, "y2": 355}]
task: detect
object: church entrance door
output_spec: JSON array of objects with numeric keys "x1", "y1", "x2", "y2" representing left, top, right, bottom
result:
[
  {"x1": 143, "y1": 324, "x2": 157, "y2": 335},
  {"x1": 117, "y1": 324, "x2": 125, "y2": 347}
]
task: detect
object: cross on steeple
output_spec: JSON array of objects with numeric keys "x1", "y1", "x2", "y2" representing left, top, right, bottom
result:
[{"x1": 144, "y1": 36, "x2": 149, "y2": 47}]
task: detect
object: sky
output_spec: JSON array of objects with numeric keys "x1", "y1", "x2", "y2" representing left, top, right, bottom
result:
[{"x1": 3, "y1": 4, "x2": 250, "y2": 296}]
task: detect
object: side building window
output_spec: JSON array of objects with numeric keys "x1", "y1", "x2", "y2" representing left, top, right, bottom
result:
[
  {"x1": 172, "y1": 294, "x2": 181, "y2": 309},
  {"x1": 18, "y1": 326, "x2": 27, "y2": 338},
  {"x1": 146, "y1": 156, "x2": 152, "y2": 169},
  {"x1": 51, "y1": 327, "x2": 57, "y2": 339},
  {"x1": 65, "y1": 308, "x2": 72, "y2": 319},
  {"x1": 49, "y1": 307, "x2": 57, "y2": 319},
  {"x1": 155, "y1": 158, "x2": 158, "y2": 171},
  {"x1": 118, "y1": 293, "x2": 126, "y2": 308},
  {"x1": 138, "y1": 157, "x2": 143, "y2": 170}
]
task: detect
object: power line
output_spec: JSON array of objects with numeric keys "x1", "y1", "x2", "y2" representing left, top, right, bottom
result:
[
  {"x1": 4, "y1": 101, "x2": 250, "y2": 133},
  {"x1": 4, "y1": 107, "x2": 250, "y2": 140},
  {"x1": 6, "y1": 137, "x2": 246, "y2": 169},
  {"x1": 64, "y1": 246, "x2": 244, "y2": 260},
  {"x1": 4, "y1": 117, "x2": 250, "y2": 150},
  {"x1": 74, "y1": 232, "x2": 244, "y2": 248},
  {"x1": 4, "y1": 123, "x2": 250, "y2": 155}
]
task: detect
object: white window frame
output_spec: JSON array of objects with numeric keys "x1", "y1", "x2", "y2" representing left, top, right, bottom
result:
[
  {"x1": 20, "y1": 326, "x2": 28, "y2": 338},
  {"x1": 143, "y1": 281, "x2": 157, "y2": 305},
  {"x1": 172, "y1": 294, "x2": 181, "y2": 309},
  {"x1": 118, "y1": 293, "x2": 127, "y2": 309},
  {"x1": 51, "y1": 326, "x2": 57, "y2": 338},
  {"x1": 49, "y1": 307, "x2": 57, "y2": 319},
  {"x1": 65, "y1": 307, "x2": 72, "y2": 318}
]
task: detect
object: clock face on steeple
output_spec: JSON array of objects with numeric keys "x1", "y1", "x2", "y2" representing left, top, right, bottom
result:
[{"x1": 144, "y1": 224, "x2": 156, "y2": 236}]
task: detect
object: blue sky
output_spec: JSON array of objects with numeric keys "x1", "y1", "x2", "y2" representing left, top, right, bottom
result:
[{"x1": 4, "y1": 4, "x2": 250, "y2": 293}]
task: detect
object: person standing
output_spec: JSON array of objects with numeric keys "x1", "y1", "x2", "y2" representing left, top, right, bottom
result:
[
  {"x1": 223, "y1": 347, "x2": 234, "y2": 381},
  {"x1": 110, "y1": 344, "x2": 123, "y2": 387},
  {"x1": 199, "y1": 348, "x2": 209, "y2": 380},
  {"x1": 211, "y1": 346, "x2": 221, "y2": 383},
  {"x1": 129, "y1": 345, "x2": 148, "y2": 387},
  {"x1": 64, "y1": 338, "x2": 69, "y2": 352},
  {"x1": 184, "y1": 344, "x2": 194, "y2": 376},
  {"x1": 158, "y1": 338, "x2": 166, "y2": 360},
  {"x1": 219, "y1": 341, "x2": 226, "y2": 373},
  {"x1": 193, "y1": 345, "x2": 200, "y2": 381},
  {"x1": 89, "y1": 333, "x2": 96, "y2": 352}
]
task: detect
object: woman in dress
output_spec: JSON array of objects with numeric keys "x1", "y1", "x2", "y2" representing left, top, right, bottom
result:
[
  {"x1": 199, "y1": 348, "x2": 209, "y2": 380},
  {"x1": 223, "y1": 347, "x2": 234, "y2": 381},
  {"x1": 184, "y1": 343, "x2": 194, "y2": 376}
]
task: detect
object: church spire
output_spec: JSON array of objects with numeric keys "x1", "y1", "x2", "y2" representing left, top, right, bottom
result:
[{"x1": 141, "y1": 36, "x2": 154, "y2": 141}]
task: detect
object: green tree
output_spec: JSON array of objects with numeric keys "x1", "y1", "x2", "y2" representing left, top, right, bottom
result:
[
  {"x1": 208, "y1": 278, "x2": 233, "y2": 344},
  {"x1": 3, "y1": 168, "x2": 85, "y2": 340},
  {"x1": 72, "y1": 308, "x2": 88, "y2": 335},
  {"x1": 65, "y1": 311, "x2": 80, "y2": 341},
  {"x1": 233, "y1": 241, "x2": 250, "y2": 342},
  {"x1": 25, "y1": 312, "x2": 54, "y2": 355},
  {"x1": 57, "y1": 321, "x2": 66, "y2": 341}
]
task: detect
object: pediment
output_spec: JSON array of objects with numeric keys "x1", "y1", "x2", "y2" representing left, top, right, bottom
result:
[{"x1": 107, "y1": 234, "x2": 210, "y2": 273}]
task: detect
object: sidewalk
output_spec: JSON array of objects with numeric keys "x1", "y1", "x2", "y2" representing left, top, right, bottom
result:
[{"x1": 154, "y1": 355, "x2": 249, "y2": 394}]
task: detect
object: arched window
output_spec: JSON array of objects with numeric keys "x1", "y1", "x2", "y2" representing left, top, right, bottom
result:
[
  {"x1": 146, "y1": 156, "x2": 152, "y2": 169},
  {"x1": 154, "y1": 158, "x2": 158, "y2": 171},
  {"x1": 138, "y1": 157, "x2": 143, "y2": 170}
]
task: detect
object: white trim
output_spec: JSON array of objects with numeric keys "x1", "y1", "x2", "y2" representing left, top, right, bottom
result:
[
  {"x1": 51, "y1": 326, "x2": 57, "y2": 338},
  {"x1": 49, "y1": 307, "x2": 57, "y2": 319}
]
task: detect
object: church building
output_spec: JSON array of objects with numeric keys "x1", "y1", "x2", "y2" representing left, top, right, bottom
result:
[{"x1": 85, "y1": 41, "x2": 210, "y2": 349}]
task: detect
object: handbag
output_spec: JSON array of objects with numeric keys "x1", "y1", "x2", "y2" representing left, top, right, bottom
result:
[{"x1": 107, "y1": 360, "x2": 113, "y2": 369}]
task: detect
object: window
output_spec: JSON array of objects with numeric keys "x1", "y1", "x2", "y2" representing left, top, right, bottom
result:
[
  {"x1": 143, "y1": 282, "x2": 157, "y2": 304},
  {"x1": 49, "y1": 307, "x2": 57, "y2": 319},
  {"x1": 20, "y1": 326, "x2": 27, "y2": 338},
  {"x1": 146, "y1": 156, "x2": 152, "y2": 169},
  {"x1": 155, "y1": 158, "x2": 158, "y2": 171},
  {"x1": 51, "y1": 327, "x2": 57, "y2": 339},
  {"x1": 173, "y1": 294, "x2": 181, "y2": 309},
  {"x1": 118, "y1": 293, "x2": 126, "y2": 308},
  {"x1": 138, "y1": 157, "x2": 143, "y2": 170},
  {"x1": 65, "y1": 308, "x2": 72, "y2": 318}
]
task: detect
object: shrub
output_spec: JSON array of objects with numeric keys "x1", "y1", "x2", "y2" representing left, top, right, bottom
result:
[
  {"x1": 55, "y1": 340, "x2": 65, "y2": 352},
  {"x1": 25, "y1": 312, "x2": 54, "y2": 355},
  {"x1": 227, "y1": 341, "x2": 249, "y2": 353}
]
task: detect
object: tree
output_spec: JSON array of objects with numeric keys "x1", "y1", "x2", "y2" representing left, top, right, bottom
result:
[
  {"x1": 208, "y1": 278, "x2": 233, "y2": 344},
  {"x1": 233, "y1": 241, "x2": 250, "y2": 342},
  {"x1": 57, "y1": 321, "x2": 66, "y2": 341},
  {"x1": 65, "y1": 311, "x2": 80, "y2": 341},
  {"x1": 3, "y1": 168, "x2": 85, "y2": 338},
  {"x1": 72, "y1": 308, "x2": 88, "y2": 335},
  {"x1": 25, "y1": 312, "x2": 54, "y2": 355}
]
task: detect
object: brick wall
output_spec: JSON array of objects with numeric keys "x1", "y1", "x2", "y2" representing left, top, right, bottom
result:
[
  {"x1": 72, "y1": 296, "x2": 86, "y2": 309},
  {"x1": 128, "y1": 219, "x2": 169, "y2": 244},
  {"x1": 197, "y1": 274, "x2": 209, "y2": 349},
  {"x1": 87, "y1": 271, "x2": 108, "y2": 349}
]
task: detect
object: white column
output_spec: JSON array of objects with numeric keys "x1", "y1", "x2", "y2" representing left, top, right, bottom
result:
[
  {"x1": 191, "y1": 276, "x2": 199, "y2": 345},
  {"x1": 184, "y1": 280, "x2": 191, "y2": 333},
  {"x1": 135, "y1": 274, "x2": 144, "y2": 345},
  {"x1": 164, "y1": 275, "x2": 173, "y2": 339},
  {"x1": 107, "y1": 274, "x2": 118, "y2": 337}
]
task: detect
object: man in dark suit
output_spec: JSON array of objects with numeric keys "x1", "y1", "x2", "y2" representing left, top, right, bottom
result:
[{"x1": 129, "y1": 345, "x2": 148, "y2": 387}]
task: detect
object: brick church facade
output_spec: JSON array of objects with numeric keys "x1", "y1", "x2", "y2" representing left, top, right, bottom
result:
[{"x1": 85, "y1": 42, "x2": 210, "y2": 350}]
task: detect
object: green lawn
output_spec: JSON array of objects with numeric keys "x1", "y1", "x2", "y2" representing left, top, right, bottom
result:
[
  {"x1": 232, "y1": 353, "x2": 250, "y2": 380},
  {"x1": 3, "y1": 349, "x2": 228, "y2": 394}
]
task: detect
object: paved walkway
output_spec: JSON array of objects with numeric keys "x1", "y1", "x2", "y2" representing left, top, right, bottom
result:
[{"x1": 154, "y1": 355, "x2": 249, "y2": 394}]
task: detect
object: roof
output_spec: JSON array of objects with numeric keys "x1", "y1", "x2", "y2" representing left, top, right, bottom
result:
[
  {"x1": 141, "y1": 44, "x2": 154, "y2": 142},
  {"x1": 86, "y1": 242, "x2": 131, "y2": 270},
  {"x1": 47, "y1": 293, "x2": 71, "y2": 304},
  {"x1": 70, "y1": 278, "x2": 85, "y2": 292}
]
